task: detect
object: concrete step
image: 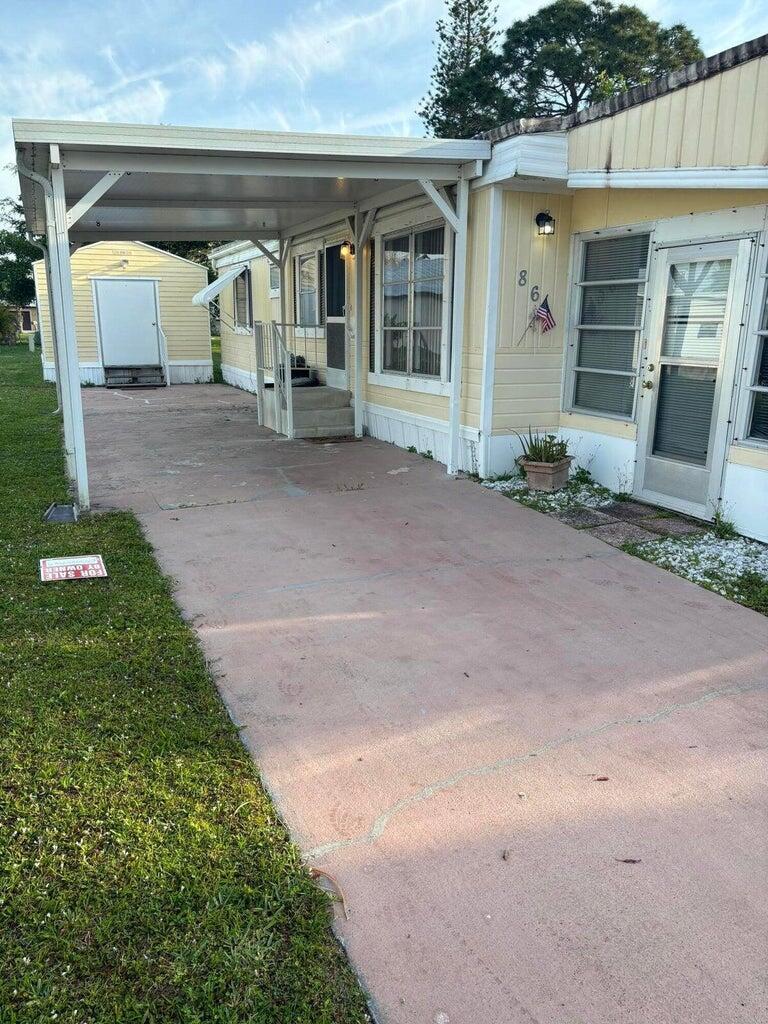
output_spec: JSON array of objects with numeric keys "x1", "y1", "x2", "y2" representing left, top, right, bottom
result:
[
  {"x1": 293, "y1": 405, "x2": 355, "y2": 429},
  {"x1": 291, "y1": 386, "x2": 352, "y2": 410},
  {"x1": 294, "y1": 424, "x2": 356, "y2": 438}
]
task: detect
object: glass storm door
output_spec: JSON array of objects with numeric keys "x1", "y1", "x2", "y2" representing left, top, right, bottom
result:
[
  {"x1": 324, "y1": 243, "x2": 347, "y2": 389},
  {"x1": 635, "y1": 238, "x2": 751, "y2": 518}
]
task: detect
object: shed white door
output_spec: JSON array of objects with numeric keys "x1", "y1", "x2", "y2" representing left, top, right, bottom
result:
[{"x1": 95, "y1": 279, "x2": 160, "y2": 366}]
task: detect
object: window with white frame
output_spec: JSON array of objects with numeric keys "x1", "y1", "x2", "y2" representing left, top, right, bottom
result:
[
  {"x1": 381, "y1": 224, "x2": 446, "y2": 379},
  {"x1": 568, "y1": 233, "x2": 651, "y2": 417},
  {"x1": 268, "y1": 262, "x2": 280, "y2": 298},
  {"x1": 746, "y1": 262, "x2": 768, "y2": 442},
  {"x1": 233, "y1": 268, "x2": 252, "y2": 330},
  {"x1": 296, "y1": 253, "x2": 318, "y2": 326}
]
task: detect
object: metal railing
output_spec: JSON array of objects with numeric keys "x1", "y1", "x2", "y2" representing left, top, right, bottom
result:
[
  {"x1": 159, "y1": 326, "x2": 171, "y2": 388},
  {"x1": 253, "y1": 321, "x2": 327, "y2": 438}
]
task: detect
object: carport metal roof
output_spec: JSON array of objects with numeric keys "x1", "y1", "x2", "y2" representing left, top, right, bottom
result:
[
  {"x1": 12, "y1": 118, "x2": 490, "y2": 511},
  {"x1": 13, "y1": 119, "x2": 490, "y2": 242}
]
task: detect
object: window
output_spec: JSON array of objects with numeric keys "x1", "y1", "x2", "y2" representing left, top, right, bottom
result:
[
  {"x1": 381, "y1": 225, "x2": 445, "y2": 379},
  {"x1": 233, "y1": 268, "x2": 252, "y2": 330},
  {"x1": 569, "y1": 233, "x2": 650, "y2": 417},
  {"x1": 296, "y1": 253, "x2": 318, "y2": 326},
  {"x1": 746, "y1": 266, "x2": 768, "y2": 442},
  {"x1": 268, "y1": 262, "x2": 280, "y2": 298}
]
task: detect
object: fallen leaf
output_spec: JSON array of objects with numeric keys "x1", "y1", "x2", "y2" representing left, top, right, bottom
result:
[
  {"x1": 615, "y1": 858, "x2": 641, "y2": 864},
  {"x1": 594, "y1": 776, "x2": 609, "y2": 782},
  {"x1": 502, "y1": 849, "x2": 511, "y2": 861}
]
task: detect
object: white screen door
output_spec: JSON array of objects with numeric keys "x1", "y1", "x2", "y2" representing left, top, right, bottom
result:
[
  {"x1": 95, "y1": 279, "x2": 161, "y2": 367},
  {"x1": 324, "y1": 244, "x2": 347, "y2": 389},
  {"x1": 635, "y1": 238, "x2": 752, "y2": 518}
]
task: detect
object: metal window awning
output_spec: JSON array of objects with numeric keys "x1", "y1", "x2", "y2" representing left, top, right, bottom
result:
[{"x1": 192, "y1": 265, "x2": 244, "y2": 306}]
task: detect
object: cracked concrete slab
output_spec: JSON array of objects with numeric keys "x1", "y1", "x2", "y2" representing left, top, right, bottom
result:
[{"x1": 83, "y1": 385, "x2": 768, "y2": 1024}]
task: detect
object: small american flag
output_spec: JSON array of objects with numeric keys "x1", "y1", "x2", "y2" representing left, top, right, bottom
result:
[{"x1": 534, "y1": 295, "x2": 556, "y2": 333}]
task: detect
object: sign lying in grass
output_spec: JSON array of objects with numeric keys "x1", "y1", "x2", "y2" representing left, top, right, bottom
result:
[{"x1": 40, "y1": 555, "x2": 108, "y2": 582}]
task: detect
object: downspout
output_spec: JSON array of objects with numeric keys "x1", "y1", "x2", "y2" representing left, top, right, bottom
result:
[{"x1": 26, "y1": 231, "x2": 62, "y2": 413}]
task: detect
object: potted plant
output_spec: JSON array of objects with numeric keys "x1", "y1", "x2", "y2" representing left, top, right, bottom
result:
[{"x1": 515, "y1": 428, "x2": 572, "y2": 492}]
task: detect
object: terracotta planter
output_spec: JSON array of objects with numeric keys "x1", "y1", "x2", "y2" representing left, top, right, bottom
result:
[{"x1": 520, "y1": 456, "x2": 572, "y2": 492}]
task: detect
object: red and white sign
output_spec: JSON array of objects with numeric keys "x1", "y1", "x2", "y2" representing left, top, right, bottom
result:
[{"x1": 40, "y1": 555, "x2": 108, "y2": 582}]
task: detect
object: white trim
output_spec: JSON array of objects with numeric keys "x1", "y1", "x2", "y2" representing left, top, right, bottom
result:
[
  {"x1": 367, "y1": 371, "x2": 450, "y2": 396},
  {"x1": 363, "y1": 401, "x2": 480, "y2": 474},
  {"x1": 13, "y1": 118, "x2": 489, "y2": 162},
  {"x1": 168, "y1": 360, "x2": 213, "y2": 384},
  {"x1": 479, "y1": 185, "x2": 503, "y2": 478},
  {"x1": 481, "y1": 133, "x2": 569, "y2": 187},
  {"x1": 568, "y1": 166, "x2": 768, "y2": 190},
  {"x1": 44, "y1": 358, "x2": 214, "y2": 386}
]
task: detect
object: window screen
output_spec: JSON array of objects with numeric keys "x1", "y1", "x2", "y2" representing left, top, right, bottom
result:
[
  {"x1": 571, "y1": 234, "x2": 650, "y2": 416},
  {"x1": 269, "y1": 263, "x2": 280, "y2": 294},
  {"x1": 233, "y1": 269, "x2": 252, "y2": 329},
  {"x1": 297, "y1": 254, "x2": 317, "y2": 326},
  {"x1": 381, "y1": 225, "x2": 445, "y2": 378},
  {"x1": 748, "y1": 270, "x2": 768, "y2": 442}
]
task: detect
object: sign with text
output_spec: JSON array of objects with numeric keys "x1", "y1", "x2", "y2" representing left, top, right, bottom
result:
[{"x1": 40, "y1": 555, "x2": 108, "y2": 582}]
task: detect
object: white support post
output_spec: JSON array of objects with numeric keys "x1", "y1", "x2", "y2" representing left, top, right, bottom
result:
[
  {"x1": 253, "y1": 323, "x2": 265, "y2": 426},
  {"x1": 353, "y1": 209, "x2": 376, "y2": 438},
  {"x1": 447, "y1": 175, "x2": 469, "y2": 476},
  {"x1": 49, "y1": 157, "x2": 90, "y2": 508},
  {"x1": 279, "y1": 239, "x2": 290, "y2": 329},
  {"x1": 479, "y1": 186, "x2": 503, "y2": 479}
]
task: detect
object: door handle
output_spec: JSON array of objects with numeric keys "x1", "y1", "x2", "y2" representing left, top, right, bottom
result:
[{"x1": 642, "y1": 380, "x2": 654, "y2": 390}]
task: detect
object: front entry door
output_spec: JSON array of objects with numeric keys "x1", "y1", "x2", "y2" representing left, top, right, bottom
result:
[
  {"x1": 324, "y1": 243, "x2": 347, "y2": 389},
  {"x1": 635, "y1": 238, "x2": 752, "y2": 518}
]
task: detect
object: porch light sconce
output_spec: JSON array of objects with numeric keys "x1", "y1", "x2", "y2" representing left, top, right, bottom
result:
[
  {"x1": 340, "y1": 240, "x2": 355, "y2": 259},
  {"x1": 535, "y1": 211, "x2": 555, "y2": 236}
]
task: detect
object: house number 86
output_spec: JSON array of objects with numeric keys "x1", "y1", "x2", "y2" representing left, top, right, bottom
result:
[{"x1": 519, "y1": 270, "x2": 540, "y2": 302}]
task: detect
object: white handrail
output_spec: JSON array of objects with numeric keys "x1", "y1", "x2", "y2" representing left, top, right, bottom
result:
[{"x1": 159, "y1": 326, "x2": 171, "y2": 387}]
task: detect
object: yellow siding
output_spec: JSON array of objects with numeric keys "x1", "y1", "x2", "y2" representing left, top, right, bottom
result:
[
  {"x1": 219, "y1": 255, "x2": 280, "y2": 376},
  {"x1": 571, "y1": 189, "x2": 768, "y2": 232},
  {"x1": 34, "y1": 241, "x2": 211, "y2": 364},
  {"x1": 491, "y1": 191, "x2": 573, "y2": 433},
  {"x1": 569, "y1": 54, "x2": 768, "y2": 171}
]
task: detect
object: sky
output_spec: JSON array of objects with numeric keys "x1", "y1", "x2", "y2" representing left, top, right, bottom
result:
[{"x1": 1, "y1": 0, "x2": 766, "y2": 203}]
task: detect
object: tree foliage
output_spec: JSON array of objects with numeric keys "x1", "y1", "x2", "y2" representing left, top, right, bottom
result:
[
  {"x1": 418, "y1": 0, "x2": 504, "y2": 138},
  {"x1": 496, "y1": 0, "x2": 703, "y2": 119},
  {"x1": 0, "y1": 197, "x2": 39, "y2": 309},
  {"x1": 420, "y1": 0, "x2": 704, "y2": 136}
]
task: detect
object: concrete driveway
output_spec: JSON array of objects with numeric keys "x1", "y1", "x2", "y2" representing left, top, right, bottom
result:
[{"x1": 84, "y1": 384, "x2": 767, "y2": 1024}]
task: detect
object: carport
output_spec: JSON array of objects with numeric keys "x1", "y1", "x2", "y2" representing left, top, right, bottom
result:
[{"x1": 13, "y1": 120, "x2": 490, "y2": 508}]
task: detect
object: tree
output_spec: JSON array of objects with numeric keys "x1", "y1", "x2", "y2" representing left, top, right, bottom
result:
[
  {"x1": 0, "y1": 197, "x2": 39, "y2": 309},
  {"x1": 418, "y1": 0, "x2": 505, "y2": 138},
  {"x1": 147, "y1": 241, "x2": 221, "y2": 282},
  {"x1": 495, "y1": 0, "x2": 703, "y2": 121}
]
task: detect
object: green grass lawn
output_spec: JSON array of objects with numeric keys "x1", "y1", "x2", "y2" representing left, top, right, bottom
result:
[
  {"x1": 211, "y1": 334, "x2": 223, "y2": 383},
  {"x1": 0, "y1": 346, "x2": 368, "y2": 1023}
]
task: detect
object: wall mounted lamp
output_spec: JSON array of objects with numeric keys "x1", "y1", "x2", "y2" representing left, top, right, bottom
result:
[{"x1": 535, "y1": 211, "x2": 555, "y2": 236}]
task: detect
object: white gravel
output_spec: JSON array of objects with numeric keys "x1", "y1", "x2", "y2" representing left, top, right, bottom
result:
[
  {"x1": 633, "y1": 534, "x2": 768, "y2": 597},
  {"x1": 482, "y1": 478, "x2": 614, "y2": 511}
]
